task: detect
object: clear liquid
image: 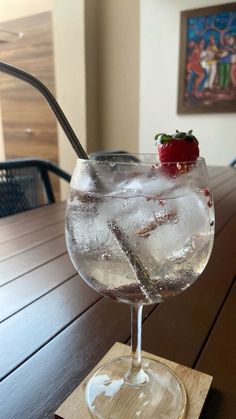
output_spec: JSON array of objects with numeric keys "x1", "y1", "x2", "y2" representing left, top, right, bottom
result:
[{"x1": 66, "y1": 186, "x2": 214, "y2": 304}]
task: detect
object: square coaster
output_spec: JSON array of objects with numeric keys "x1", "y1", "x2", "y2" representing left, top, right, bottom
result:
[{"x1": 55, "y1": 342, "x2": 212, "y2": 419}]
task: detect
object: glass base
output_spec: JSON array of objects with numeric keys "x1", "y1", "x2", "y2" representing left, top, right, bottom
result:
[{"x1": 86, "y1": 356, "x2": 187, "y2": 418}]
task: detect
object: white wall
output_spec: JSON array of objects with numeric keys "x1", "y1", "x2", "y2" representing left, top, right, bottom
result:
[
  {"x1": 0, "y1": 0, "x2": 53, "y2": 20},
  {"x1": 139, "y1": 0, "x2": 236, "y2": 166},
  {"x1": 53, "y1": 0, "x2": 86, "y2": 198},
  {"x1": 95, "y1": 0, "x2": 139, "y2": 153}
]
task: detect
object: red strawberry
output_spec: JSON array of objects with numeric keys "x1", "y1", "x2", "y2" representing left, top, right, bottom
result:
[
  {"x1": 154, "y1": 130, "x2": 199, "y2": 176},
  {"x1": 155, "y1": 130, "x2": 199, "y2": 163}
]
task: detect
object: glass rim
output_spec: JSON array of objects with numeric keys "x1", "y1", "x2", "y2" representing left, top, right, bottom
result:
[{"x1": 76, "y1": 155, "x2": 205, "y2": 166}]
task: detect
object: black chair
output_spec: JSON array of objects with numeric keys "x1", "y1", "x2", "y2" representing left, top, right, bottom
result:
[
  {"x1": 0, "y1": 158, "x2": 71, "y2": 218},
  {"x1": 89, "y1": 150, "x2": 140, "y2": 162},
  {"x1": 230, "y1": 159, "x2": 236, "y2": 167}
]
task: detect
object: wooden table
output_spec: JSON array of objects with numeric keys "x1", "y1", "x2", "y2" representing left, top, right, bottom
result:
[{"x1": 0, "y1": 166, "x2": 235, "y2": 419}]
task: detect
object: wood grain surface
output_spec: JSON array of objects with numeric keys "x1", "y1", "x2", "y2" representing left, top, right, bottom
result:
[
  {"x1": 0, "y1": 12, "x2": 59, "y2": 199},
  {"x1": 0, "y1": 166, "x2": 235, "y2": 419},
  {"x1": 55, "y1": 342, "x2": 213, "y2": 419}
]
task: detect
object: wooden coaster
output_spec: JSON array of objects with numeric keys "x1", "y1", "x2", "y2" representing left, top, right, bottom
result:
[{"x1": 55, "y1": 342, "x2": 212, "y2": 419}]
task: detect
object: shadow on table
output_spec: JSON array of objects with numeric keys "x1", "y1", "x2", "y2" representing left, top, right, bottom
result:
[{"x1": 200, "y1": 388, "x2": 222, "y2": 418}]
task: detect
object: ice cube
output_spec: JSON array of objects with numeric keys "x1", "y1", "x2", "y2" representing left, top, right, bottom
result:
[
  {"x1": 116, "y1": 171, "x2": 175, "y2": 198},
  {"x1": 139, "y1": 188, "x2": 210, "y2": 263}
]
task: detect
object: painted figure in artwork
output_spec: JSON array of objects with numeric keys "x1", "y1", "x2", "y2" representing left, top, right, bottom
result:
[
  {"x1": 186, "y1": 39, "x2": 206, "y2": 97},
  {"x1": 205, "y1": 35, "x2": 218, "y2": 89},
  {"x1": 230, "y1": 36, "x2": 236, "y2": 87}
]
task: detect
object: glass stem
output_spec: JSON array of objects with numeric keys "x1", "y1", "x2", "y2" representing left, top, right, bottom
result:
[{"x1": 125, "y1": 304, "x2": 148, "y2": 385}]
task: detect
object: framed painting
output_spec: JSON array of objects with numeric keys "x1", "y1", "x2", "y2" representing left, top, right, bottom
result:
[{"x1": 177, "y1": 2, "x2": 236, "y2": 113}]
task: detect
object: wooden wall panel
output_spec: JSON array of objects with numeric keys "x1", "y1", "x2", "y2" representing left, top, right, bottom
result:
[{"x1": 0, "y1": 12, "x2": 60, "y2": 199}]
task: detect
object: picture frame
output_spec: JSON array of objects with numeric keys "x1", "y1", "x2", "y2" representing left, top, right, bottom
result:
[{"x1": 177, "y1": 2, "x2": 236, "y2": 114}]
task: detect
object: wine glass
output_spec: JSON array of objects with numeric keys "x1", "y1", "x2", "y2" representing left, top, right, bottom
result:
[{"x1": 65, "y1": 154, "x2": 214, "y2": 418}]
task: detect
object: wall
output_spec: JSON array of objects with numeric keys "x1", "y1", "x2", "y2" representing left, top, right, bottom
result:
[
  {"x1": 95, "y1": 0, "x2": 139, "y2": 153},
  {"x1": 0, "y1": 0, "x2": 140, "y2": 178},
  {"x1": 53, "y1": 0, "x2": 86, "y2": 197},
  {"x1": 0, "y1": 0, "x2": 87, "y2": 199},
  {"x1": 0, "y1": 0, "x2": 53, "y2": 20},
  {"x1": 139, "y1": 0, "x2": 236, "y2": 165},
  {"x1": 84, "y1": 0, "x2": 140, "y2": 155},
  {"x1": 84, "y1": 0, "x2": 99, "y2": 154}
]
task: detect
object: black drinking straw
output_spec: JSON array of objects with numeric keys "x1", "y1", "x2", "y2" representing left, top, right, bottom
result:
[{"x1": 0, "y1": 61, "x2": 88, "y2": 160}]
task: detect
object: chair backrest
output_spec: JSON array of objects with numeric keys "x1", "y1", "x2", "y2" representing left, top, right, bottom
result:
[
  {"x1": 0, "y1": 158, "x2": 71, "y2": 218},
  {"x1": 89, "y1": 150, "x2": 140, "y2": 162}
]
